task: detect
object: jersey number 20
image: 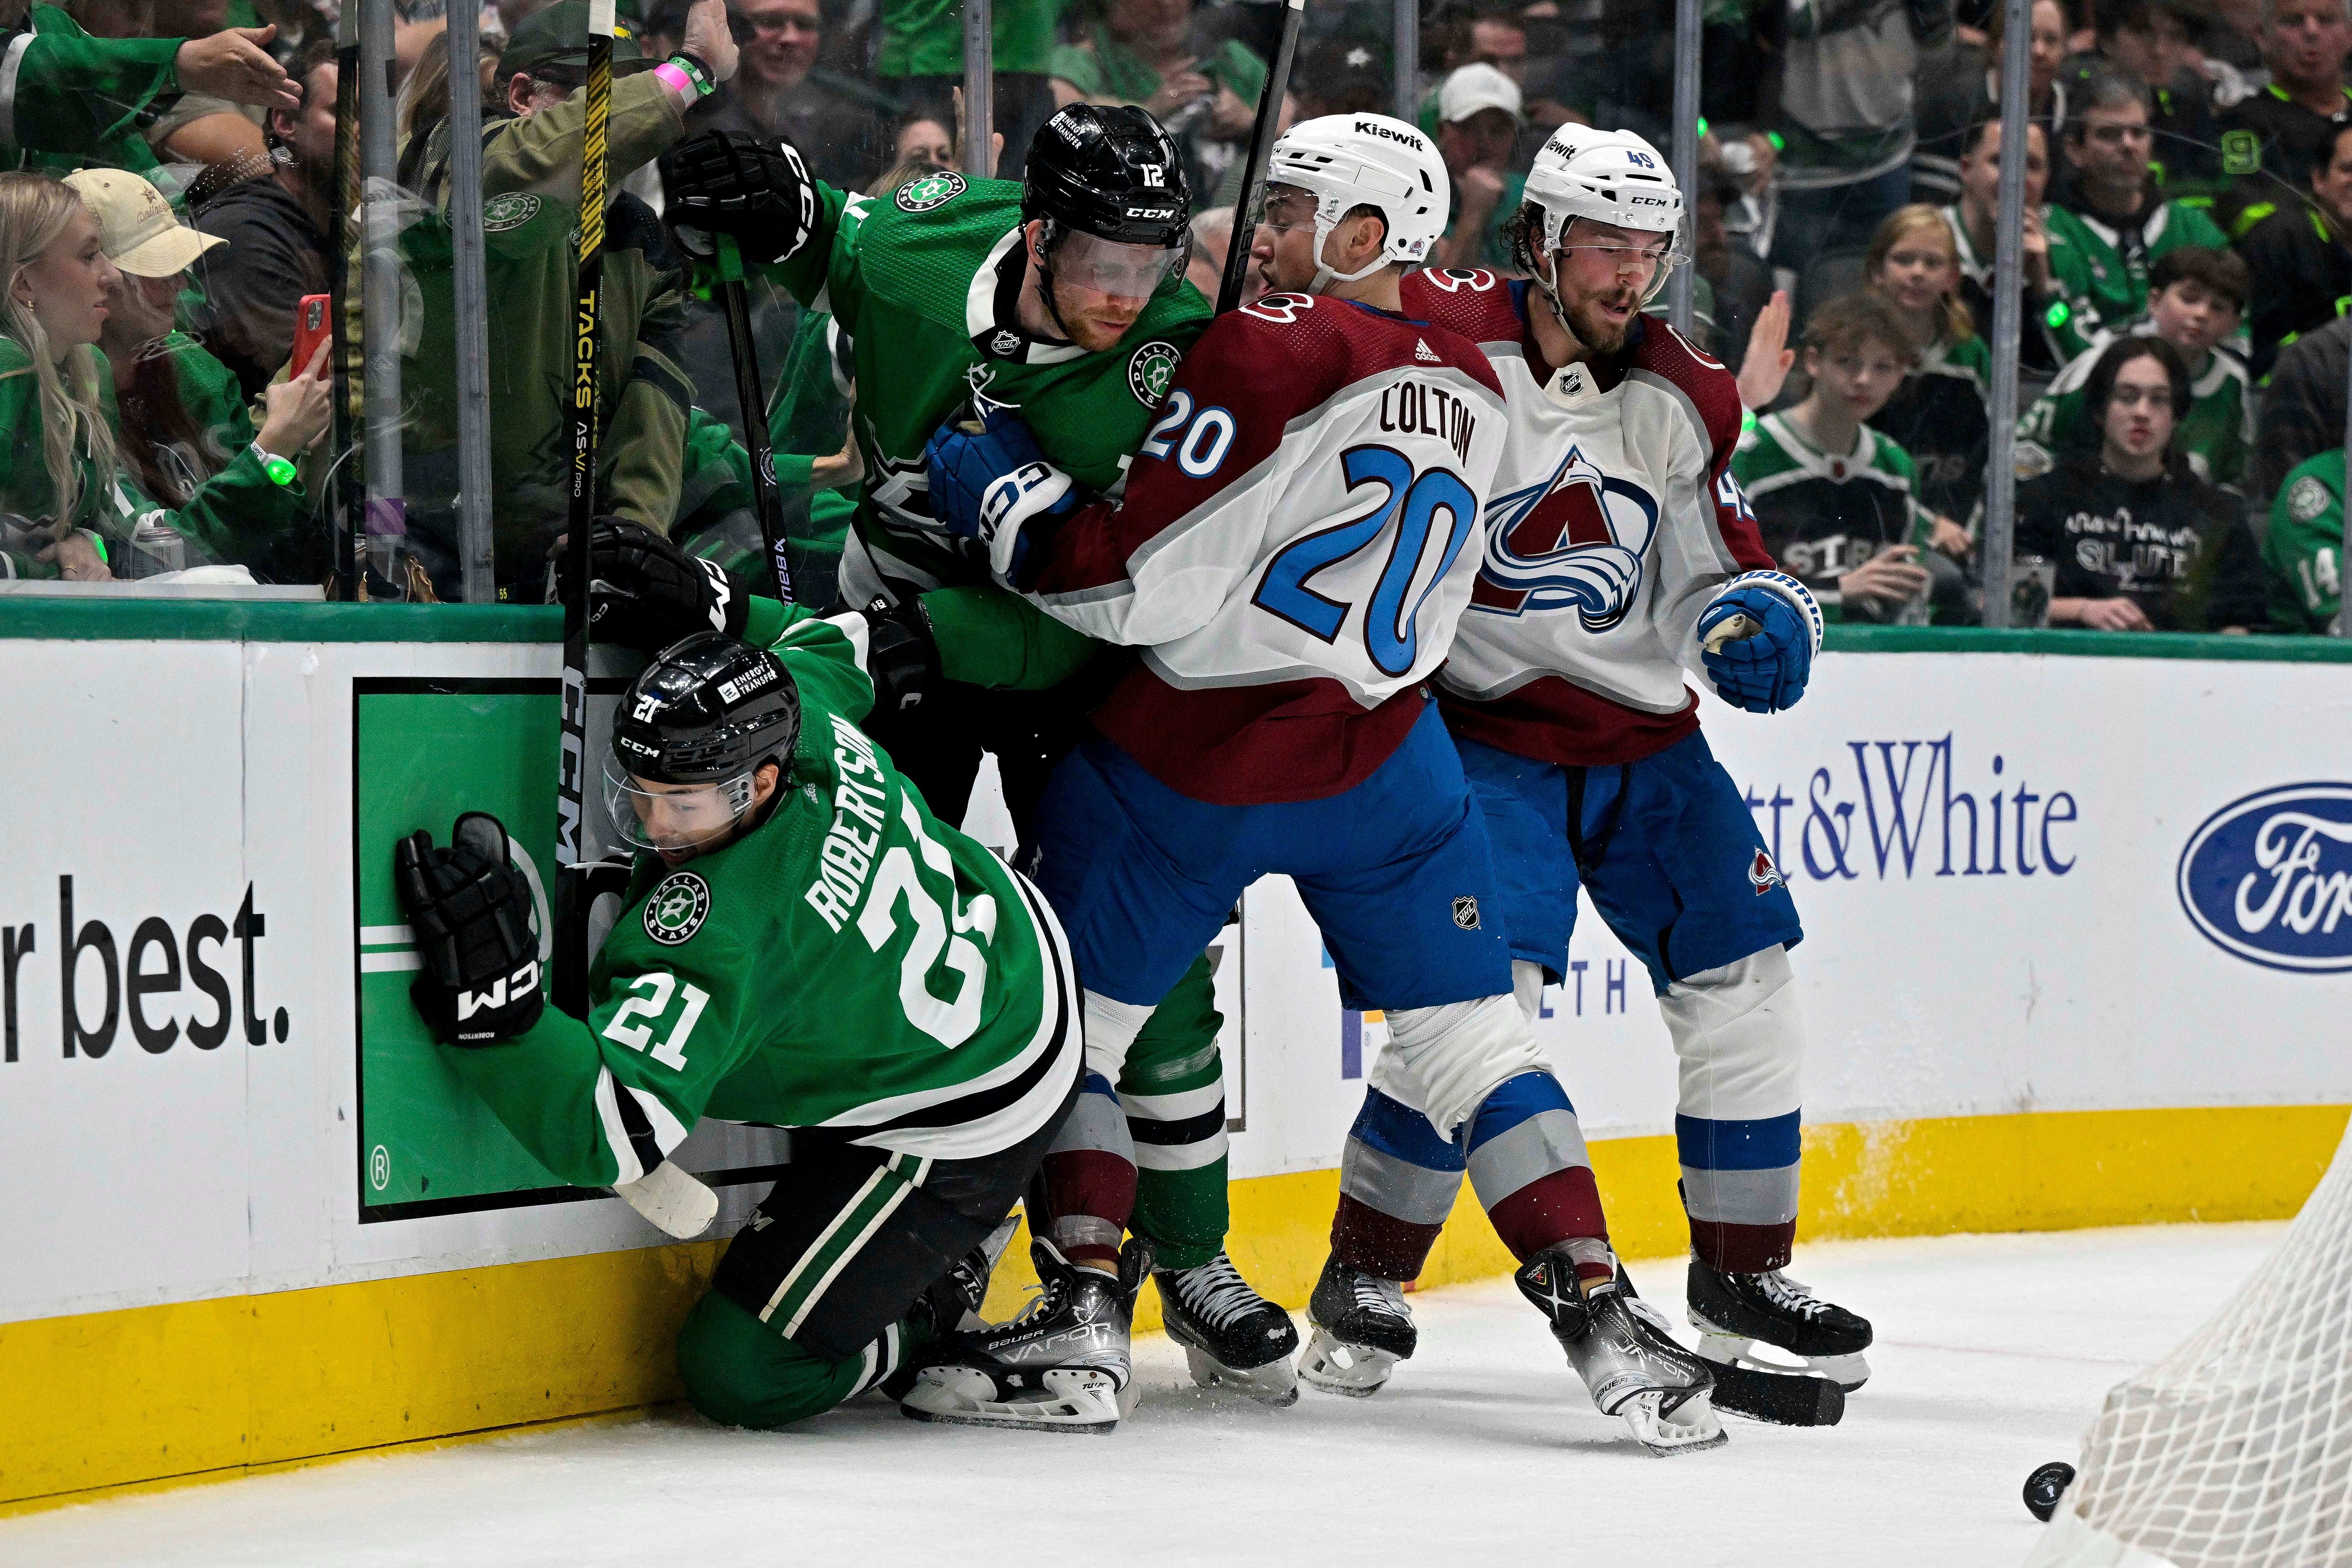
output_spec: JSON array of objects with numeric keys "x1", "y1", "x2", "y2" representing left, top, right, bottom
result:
[{"x1": 1253, "y1": 445, "x2": 1479, "y2": 678}]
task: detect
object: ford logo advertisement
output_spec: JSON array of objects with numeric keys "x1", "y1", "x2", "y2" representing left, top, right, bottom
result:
[{"x1": 2177, "y1": 784, "x2": 2352, "y2": 972}]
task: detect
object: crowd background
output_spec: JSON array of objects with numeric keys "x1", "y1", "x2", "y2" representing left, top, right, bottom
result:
[{"x1": 4, "y1": 0, "x2": 2352, "y2": 636}]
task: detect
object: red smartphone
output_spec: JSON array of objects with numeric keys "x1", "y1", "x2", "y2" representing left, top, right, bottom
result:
[{"x1": 290, "y1": 293, "x2": 330, "y2": 375}]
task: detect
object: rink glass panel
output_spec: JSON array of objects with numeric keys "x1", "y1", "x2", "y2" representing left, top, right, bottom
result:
[{"x1": 352, "y1": 679, "x2": 578, "y2": 1220}]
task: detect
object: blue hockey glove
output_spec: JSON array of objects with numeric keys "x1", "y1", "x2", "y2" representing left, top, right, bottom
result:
[
  {"x1": 1698, "y1": 571, "x2": 1824, "y2": 714},
  {"x1": 924, "y1": 412, "x2": 1077, "y2": 587}
]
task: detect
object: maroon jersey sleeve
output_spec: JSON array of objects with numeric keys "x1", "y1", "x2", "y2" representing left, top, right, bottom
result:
[{"x1": 1636, "y1": 318, "x2": 1776, "y2": 573}]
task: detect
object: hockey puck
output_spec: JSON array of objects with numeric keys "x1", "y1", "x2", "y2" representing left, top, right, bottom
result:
[{"x1": 2023, "y1": 1460, "x2": 2076, "y2": 1522}]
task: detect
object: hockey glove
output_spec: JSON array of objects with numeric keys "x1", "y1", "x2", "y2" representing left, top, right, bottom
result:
[
  {"x1": 658, "y1": 131, "x2": 816, "y2": 265},
  {"x1": 1698, "y1": 571, "x2": 1824, "y2": 715},
  {"x1": 860, "y1": 594, "x2": 940, "y2": 715},
  {"x1": 394, "y1": 813, "x2": 545, "y2": 1046},
  {"x1": 923, "y1": 412, "x2": 1076, "y2": 588},
  {"x1": 556, "y1": 518, "x2": 752, "y2": 652}
]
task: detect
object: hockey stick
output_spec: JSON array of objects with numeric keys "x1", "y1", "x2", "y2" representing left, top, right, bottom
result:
[
  {"x1": 1707, "y1": 1359, "x2": 1847, "y2": 1428},
  {"x1": 551, "y1": 0, "x2": 614, "y2": 1020},
  {"x1": 1214, "y1": 0, "x2": 1304, "y2": 314},
  {"x1": 326, "y1": 1, "x2": 361, "y2": 598},
  {"x1": 714, "y1": 233, "x2": 793, "y2": 602}
]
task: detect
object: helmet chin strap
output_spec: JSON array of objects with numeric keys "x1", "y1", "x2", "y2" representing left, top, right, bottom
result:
[
  {"x1": 1531, "y1": 247, "x2": 1579, "y2": 343},
  {"x1": 1028, "y1": 220, "x2": 1079, "y2": 344},
  {"x1": 1306, "y1": 202, "x2": 1391, "y2": 295}
]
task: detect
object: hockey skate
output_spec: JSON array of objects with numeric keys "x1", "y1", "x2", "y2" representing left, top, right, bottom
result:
[
  {"x1": 899, "y1": 1237, "x2": 1150, "y2": 1434},
  {"x1": 1517, "y1": 1248, "x2": 1727, "y2": 1456},
  {"x1": 1298, "y1": 1255, "x2": 1416, "y2": 1398},
  {"x1": 1154, "y1": 1252, "x2": 1301, "y2": 1406},
  {"x1": 1687, "y1": 1259, "x2": 1873, "y2": 1391}
]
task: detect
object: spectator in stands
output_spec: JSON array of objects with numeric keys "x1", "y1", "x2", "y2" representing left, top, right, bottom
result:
[
  {"x1": 1766, "y1": 0, "x2": 1955, "y2": 276},
  {"x1": 1050, "y1": 0, "x2": 1273, "y2": 204},
  {"x1": 1733, "y1": 292, "x2": 1960, "y2": 623},
  {"x1": 2214, "y1": 0, "x2": 2352, "y2": 236},
  {"x1": 685, "y1": 0, "x2": 896, "y2": 191},
  {"x1": 2018, "y1": 245, "x2": 2252, "y2": 484},
  {"x1": 0, "y1": 0, "x2": 297, "y2": 179},
  {"x1": 1693, "y1": 156, "x2": 1775, "y2": 367},
  {"x1": 1430, "y1": 63, "x2": 1524, "y2": 273},
  {"x1": 877, "y1": 0, "x2": 1059, "y2": 180},
  {"x1": 1863, "y1": 204, "x2": 1993, "y2": 529},
  {"x1": 2047, "y1": 61, "x2": 2229, "y2": 350},
  {"x1": 2249, "y1": 313, "x2": 2349, "y2": 502},
  {"x1": 187, "y1": 39, "x2": 332, "y2": 401},
  {"x1": 1945, "y1": 117, "x2": 2076, "y2": 378},
  {"x1": 2263, "y1": 442, "x2": 2346, "y2": 631},
  {"x1": 2088, "y1": 0, "x2": 2223, "y2": 186},
  {"x1": 2237, "y1": 121, "x2": 2352, "y2": 374},
  {"x1": 0, "y1": 172, "x2": 326, "y2": 579},
  {"x1": 892, "y1": 114, "x2": 954, "y2": 170},
  {"x1": 2015, "y1": 335, "x2": 2264, "y2": 629}
]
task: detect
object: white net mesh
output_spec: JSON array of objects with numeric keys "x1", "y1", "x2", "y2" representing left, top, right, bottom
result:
[{"x1": 2026, "y1": 1121, "x2": 2352, "y2": 1568}]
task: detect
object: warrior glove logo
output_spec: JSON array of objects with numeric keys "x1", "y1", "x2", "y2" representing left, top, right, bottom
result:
[
  {"x1": 2178, "y1": 784, "x2": 2352, "y2": 971},
  {"x1": 1452, "y1": 895, "x2": 1481, "y2": 930},
  {"x1": 644, "y1": 870, "x2": 712, "y2": 946}
]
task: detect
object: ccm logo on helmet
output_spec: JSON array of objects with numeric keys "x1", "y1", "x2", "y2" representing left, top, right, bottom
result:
[
  {"x1": 1125, "y1": 205, "x2": 1178, "y2": 219},
  {"x1": 1351, "y1": 120, "x2": 1427, "y2": 150}
]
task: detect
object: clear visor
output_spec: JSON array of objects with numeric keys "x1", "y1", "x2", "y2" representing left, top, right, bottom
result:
[
  {"x1": 1552, "y1": 218, "x2": 1684, "y2": 307},
  {"x1": 602, "y1": 752, "x2": 758, "y2": 862},
  {"x1": 1050, "y1": 227, "x2": 1185, "y2": 299}
]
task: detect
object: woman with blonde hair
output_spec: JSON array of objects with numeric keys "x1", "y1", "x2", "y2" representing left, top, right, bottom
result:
[
  {"x1": 1863, "y1": 203, "x2": 1987, "y2": 548},
  {"x1": 0, "y1": 171, "x2": 329, "y2": 579}
]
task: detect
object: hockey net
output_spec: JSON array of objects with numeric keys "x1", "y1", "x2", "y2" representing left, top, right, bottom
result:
[{"x1": 2026, "y1": 1120, "x2": 2352, "y2": 1568}]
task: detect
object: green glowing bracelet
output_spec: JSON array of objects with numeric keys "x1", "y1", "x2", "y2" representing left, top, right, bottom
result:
[{"x1": 264, "y1": 453, "x2": 297, "y2": 487}]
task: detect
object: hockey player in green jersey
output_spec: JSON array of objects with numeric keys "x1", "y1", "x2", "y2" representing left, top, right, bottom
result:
[
  {"x1": 637, "y1": 106, "x2": 1305, "y2": 1403},
  {"x1": 393, "y1": 609, "x2": 1133, "y2": 1432}
]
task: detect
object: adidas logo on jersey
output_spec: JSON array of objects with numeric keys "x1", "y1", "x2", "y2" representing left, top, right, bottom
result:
[{"x1": 1415, "y1": 339, "x2": 1440, "y2": 363}]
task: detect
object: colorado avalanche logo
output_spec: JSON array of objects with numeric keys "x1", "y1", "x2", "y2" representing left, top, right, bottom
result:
[
  {"x1": 1748, "y1": 849, "x2": 1787, "y2": 895},
  {"x1": 1473, "y1": 443, "x2": 1659, "y2": 629}
]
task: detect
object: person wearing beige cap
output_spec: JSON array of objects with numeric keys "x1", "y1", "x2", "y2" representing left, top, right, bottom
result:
[
  {"x1": 1430, "y1": 62, "x2": 1528, "y2": 271},
  {"x1": 0, "y1": 171, "x2": 326, "y2": 581}
]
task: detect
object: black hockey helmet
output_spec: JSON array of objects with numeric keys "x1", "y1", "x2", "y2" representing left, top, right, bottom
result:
[
  {"x1": 605, "y1": 632, "x2": 800, "y2": 858},
  {"x1": 1023, "y1": 103, "x2": 1191, "y2": 251}
]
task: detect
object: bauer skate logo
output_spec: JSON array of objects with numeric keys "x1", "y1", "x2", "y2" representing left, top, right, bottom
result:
[
  {"x1": 896, "y1": 170, "x2": 965, "y2": 212},
  {"x1": 2177, "y1": 785, "x2": 2352, "y2": 972},
  {"x1": 1452, "y1": 895, "x2": 1481, "y2": 930},
  {"x1": 481, "y1": 193, "x2": 540, "y2": 232},
  {"x1": 1749, "y1": 849, "x2": 1787, "y2": 895},
  {"x1": 1126, "y1": 340, "x2": 1180, "y2": 406},
  {"x1": 643, "y1": 871, "x2": 711, "y2": 946}
]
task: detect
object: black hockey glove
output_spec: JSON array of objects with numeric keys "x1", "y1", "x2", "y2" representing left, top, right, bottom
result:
[
  {"x1": 658, "y1": 130, "x2": 817, "y2": 266},
  {"x1": 557, "y1": 518, "x2": 752, "y2": 652},
  {"x1": 394, "y1": 813, "x2": 545, "y2": 1046},
  {"x1": 862, "y1": 594, "x2": 939, "y2": 716}
]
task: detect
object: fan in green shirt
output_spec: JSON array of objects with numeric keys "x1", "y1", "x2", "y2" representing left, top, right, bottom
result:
[{"x1": 2266, "y1": 448, "x2": 2345, "y2": 635}]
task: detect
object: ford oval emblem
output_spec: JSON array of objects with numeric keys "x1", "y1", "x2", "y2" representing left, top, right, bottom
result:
[{"x1": 2177, "y1": 783, "x2": 2352, "y2": 972}]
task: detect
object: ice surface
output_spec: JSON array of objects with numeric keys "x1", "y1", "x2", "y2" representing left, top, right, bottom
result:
[{"x1": 0, "y1": 1224, "x2": 2283, "y2": 1568}]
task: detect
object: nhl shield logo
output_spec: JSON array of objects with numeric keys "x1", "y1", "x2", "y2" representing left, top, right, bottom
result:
[
  {"x1": 896, "y1": 169, "x2": 966, "y2": 213},
  {"x1": 644, "y1": 870, "x2": 712, "y2": 945},
  {"x1": 1451, "y1": 895, "x2": 1481, "y2": 930},
  {"x1": 1127, "y1": 339, "x2": 1179, "y2": 406},
  {"x1": 1748, "y1": 849, "x2": 1787, "y2": 895},
  {"x1": 482, "y1": 192, "x2": 540, "y2": 232}
]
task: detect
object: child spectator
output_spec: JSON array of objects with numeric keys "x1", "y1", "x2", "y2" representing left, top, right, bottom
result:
[
  {"x1": 1863, "y1": 204, "x2": 1993, "y2": 525},
  {"x1": 2236, "y1": 121, "x2": 2352, "y2": 376},
  {"x1": 0, "y1": 171, "x2": 326, "y2": 579},
  {"x1": 2016, "y1": 245, "x2": 2252, "y2": 486},
  {"x1": 2014, "y1": 335, "x2": 2264, "y2": 629},
  {"x1": 1733, "y1": 292, "x2": 1957, "y2": 623},
  {"x1": 2264, "y1": 445, "x2": 2345, "y2": 633}
]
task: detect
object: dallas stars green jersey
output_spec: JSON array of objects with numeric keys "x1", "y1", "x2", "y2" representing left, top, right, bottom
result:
[
  {"x1": 2015, "y1": 337, "x2": 2252, "y2": 490},
  {"x1": 443, "y1": 609, "x2": 1079, "y2": 1186},
  {"x1": 2043, "y1": 200, "x2": 2228, "y2": 357},
  {"x1": 758, "y1": 168, "x2": 1211, "y2": 593},
  {"x1": 2265, "y1": 448, "x2": 2344, "y2": 635}
]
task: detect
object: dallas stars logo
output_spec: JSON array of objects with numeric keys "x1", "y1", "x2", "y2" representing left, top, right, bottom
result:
[
  {"x1": 643, "y1": 871, "x2": 711, "y2": 946},
  {"x1": 482, "y1": 192, "x2": 540, "y2": 232},
  {"x1": 1126, "y1": 339, "x2": 1179, "y2": 407},
  {"x1": 896, "y1": 169, "x2": 966, "y2": 213}
]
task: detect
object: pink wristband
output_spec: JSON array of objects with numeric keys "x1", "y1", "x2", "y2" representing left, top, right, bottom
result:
[{"x1": 654, "y1": 61, "x2": 697, "y2": 101}]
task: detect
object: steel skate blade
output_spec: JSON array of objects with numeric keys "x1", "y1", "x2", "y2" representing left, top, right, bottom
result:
[
  {"x1": 1182, "y1": 1343, "x2": 1301, "y2": 1407},
  {"x1": 1696, "y1": 1332, "x2": 1870, "y2": 1394},
  {"x1": 1297, "y1": 1328, "x2": 1398, "y2": 1398},
  {"x1": 1813, "y1": 1352, "x2": 1870, "y2": 1391},
  {"x1": 897, "y1": 1365, "x2": 1124, "y2": 1434},
  {"x1": 1613, "y1": 1389, "x2": 1729, "y2": 1456}
]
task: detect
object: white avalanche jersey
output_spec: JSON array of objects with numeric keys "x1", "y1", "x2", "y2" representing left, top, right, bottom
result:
[
  {"x1": 1024, "y1": 291, "x2": 1508, "y2": 804},
  {"x1": 1398, "y1": 270, "x2": 1774, "y2": 767}
]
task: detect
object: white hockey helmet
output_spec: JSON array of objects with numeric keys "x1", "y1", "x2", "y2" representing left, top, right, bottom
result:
[
  {"x1": 1263, "y1": 112, "x2": 1449, "y2": 292},
  {"x1": 1518, "y1": 126, "x2": 1686, "y2": 305}
]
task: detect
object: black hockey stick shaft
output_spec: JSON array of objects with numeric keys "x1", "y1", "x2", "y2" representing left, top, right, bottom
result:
[
  {"x1": 326, "y1": 7, "x2": 361, "y2": 598},
  {"x1": 553, "y1": 0, "x2": 613, "y2": 1018},
  {"x1": 1215, "y1": 0, "x2": 1304, "y2": 314},
  {"x1": 716, "y1": 234, "x2": 792, "y2": 602}
]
